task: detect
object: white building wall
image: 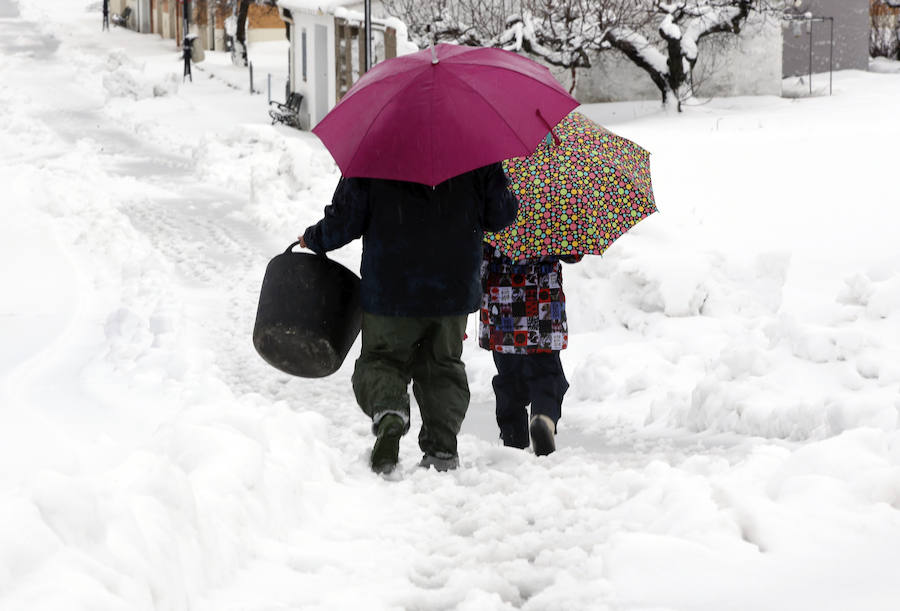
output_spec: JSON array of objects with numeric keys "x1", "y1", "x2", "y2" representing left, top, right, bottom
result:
[
  {"x1": 783, "y1": 0, "x2": 870, "y2": 76},
  {"x1": 248, "y1": 27, "x2": 288, "y2": 44},
  {"x1": 288, "y1": 13, "x2": 339, "y2": 129},
  {"x1": 693, "y1": 16, "x2": 783, "y2": 98}
]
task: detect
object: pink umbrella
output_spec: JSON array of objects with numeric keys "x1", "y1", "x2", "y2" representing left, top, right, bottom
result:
[{"x1": 312, "y1": 43, "x2": 579, "y2": 187}]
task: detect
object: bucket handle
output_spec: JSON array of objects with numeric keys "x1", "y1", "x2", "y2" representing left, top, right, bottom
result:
[{"x1": 285, "y1": 240, "x2": 328, "y2": 258}]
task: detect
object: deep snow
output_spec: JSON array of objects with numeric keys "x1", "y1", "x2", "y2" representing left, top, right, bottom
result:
[{"x1": 1, "y1": 1, "x2": 900, "y2": 610}]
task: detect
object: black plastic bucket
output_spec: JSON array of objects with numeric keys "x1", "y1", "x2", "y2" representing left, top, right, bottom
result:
[{"x1": 253, "y1": 241, "x2": 362, "y2": 378}]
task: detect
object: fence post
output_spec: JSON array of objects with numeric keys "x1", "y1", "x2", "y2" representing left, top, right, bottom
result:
[
  {"x1": 267, "y1": 73, "x2": 272, "y2": 103},
  {"x1": 249, "y1": 61, "x2": 254, "y2": 94}
]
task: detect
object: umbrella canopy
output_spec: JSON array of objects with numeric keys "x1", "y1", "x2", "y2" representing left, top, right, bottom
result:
[
  {"x1": 485, "y1": 112, "x2": 657, "y2": 259},
  {"x1": 312, "y1": 43, "x2": 579, "y2": 187}
]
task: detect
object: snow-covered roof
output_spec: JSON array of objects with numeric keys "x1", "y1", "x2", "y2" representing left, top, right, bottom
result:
[{"x1": 278, "y1": 0, "x2": 359, "y2": 16}]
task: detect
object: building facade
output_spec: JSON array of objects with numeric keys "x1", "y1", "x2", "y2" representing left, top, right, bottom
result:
[
  {"x1": 278, "y1": 1, "x2": 408, "y2": 129},
  {"x1": 114, "y1": 0, "x2": 286, "y2": 50},
  {"x1": 871, "y1": 0, "x2": 900, "y2": 58}
]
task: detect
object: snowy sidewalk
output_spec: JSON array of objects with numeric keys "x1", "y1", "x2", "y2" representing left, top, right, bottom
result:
[{"x1": 2, "y1": 1, "x2": 900, "y2": 610}]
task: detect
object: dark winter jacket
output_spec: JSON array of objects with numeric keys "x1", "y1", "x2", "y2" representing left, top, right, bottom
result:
[
  {"x1": 479, "y1": 244, "x2": 581, "y2": 354},
  {"x1": 303, "y1": 164, "x2": 519, "y2": 316}
]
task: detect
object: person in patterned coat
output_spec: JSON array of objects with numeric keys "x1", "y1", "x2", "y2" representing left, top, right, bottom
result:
[{"x1": 479, "y1": 243, "x2": 581, "y2": 455}]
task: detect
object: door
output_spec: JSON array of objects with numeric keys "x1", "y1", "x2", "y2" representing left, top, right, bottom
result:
[
  {"x1": 138, "y1": 0, "x2": 150, "y2": 33},
  {"x1": 314, "y1": 23, "x2": 328, "y2": 126}
]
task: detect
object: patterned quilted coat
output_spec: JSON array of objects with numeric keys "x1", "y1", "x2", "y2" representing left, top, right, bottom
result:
[{"x1": 478, "y1": 244, "x2": 580, "y2": 354}]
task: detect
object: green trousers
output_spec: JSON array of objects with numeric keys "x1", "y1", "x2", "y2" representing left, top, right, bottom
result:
[{"x1": 351, "y1": 313, "x2": 470, "y2": 458}]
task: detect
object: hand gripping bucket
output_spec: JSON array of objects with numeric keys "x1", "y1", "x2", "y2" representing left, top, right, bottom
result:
[{"x1": 253, "y1": 241, "x2": 362, "y2": 377}]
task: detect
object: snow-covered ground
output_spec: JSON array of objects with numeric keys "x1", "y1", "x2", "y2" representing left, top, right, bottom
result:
[{"x1": 2, "y1": 1, "x2": 900, "y2": 610}]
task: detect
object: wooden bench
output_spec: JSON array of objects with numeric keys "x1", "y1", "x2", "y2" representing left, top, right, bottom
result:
[{"x1": 111, "y1": 6, "x2": 132, "y2": 27}]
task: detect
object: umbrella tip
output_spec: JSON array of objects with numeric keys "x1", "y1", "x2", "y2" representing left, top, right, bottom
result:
[{"x1": 431, "y1": 44, "x2": 439, "y2": 65}]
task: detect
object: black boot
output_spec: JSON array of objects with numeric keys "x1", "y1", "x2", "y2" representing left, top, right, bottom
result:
[
  {"x1": 529, "y1": 415, "x2": 556, "y2": 456},
  {"x1": 370, "y1": 414, "x2": 404, "y2": 474},
  {"x1": 499, "y1": 426, "x2": 529, "y2": 449},
  {"x1": 418, "y1": 453, "x2": 459, "y2": 471}
]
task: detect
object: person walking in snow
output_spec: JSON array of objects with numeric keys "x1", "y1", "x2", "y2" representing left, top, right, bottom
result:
[
  {"x1": 479, "y1": 243, "x2": 581, "y2": 456},
  {"x1": 182, "y1": 35, "x2": 193, "y2": 82},
  {"x1": 299, "y1": 166, "x2": 518, "y2": 474}
]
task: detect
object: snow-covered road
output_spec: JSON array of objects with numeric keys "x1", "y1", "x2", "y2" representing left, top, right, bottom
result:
[{"x1": 2, "y1": 2, "x2": 900, "y2": 610}]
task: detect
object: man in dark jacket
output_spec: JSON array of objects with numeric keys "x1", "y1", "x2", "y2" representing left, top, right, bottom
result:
[{"x1": 300, "y1": 163, "x2": 518, "y2": 474}]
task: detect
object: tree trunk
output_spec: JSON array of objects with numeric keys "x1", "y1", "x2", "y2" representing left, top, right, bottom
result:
[
  {"x1": 233, "y1": 0, "x2": 250, "y2": 67},
  {"x1": 662, "y1": 40, "x2": 688, "y2": 104},
  {"x1": 660, "y1": 84, "x2": 693, "y2": 112},
  {"x1": 606, "y1": 33, "x2": 672, "y2": 109}
]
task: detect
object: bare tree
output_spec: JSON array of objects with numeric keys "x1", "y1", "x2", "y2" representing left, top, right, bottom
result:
[
  {"x1": 383, "y1": 0, "x2": 519, "y2": 47},
  {"x1": 208, "y1": 0, "x2": 276, "y2": 67},
  {"x1": 501, "y1": 1, "x2": 651, "y2": 92},
  {"x1": 383, "y1": 0, "x2": 646, "y2": 93},
  {"x1": 606, "y1": 1, "x2": 786, "y2": 110},
  {"x1": 383, "y1": 0, "x2": 786, "y2": 109}
]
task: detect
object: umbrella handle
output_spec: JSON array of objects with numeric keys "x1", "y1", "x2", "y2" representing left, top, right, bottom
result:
[{"x1": 536, "y1": 109, "x2": 561, "y2": 146}]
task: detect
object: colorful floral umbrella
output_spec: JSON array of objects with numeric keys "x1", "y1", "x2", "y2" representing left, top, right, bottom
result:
[{"x1": 485, "y1": 112, "x2": 657, "y2": 258}]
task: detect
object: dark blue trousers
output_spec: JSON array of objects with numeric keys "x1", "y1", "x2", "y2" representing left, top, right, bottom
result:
[{"x1": 491, "y1": 352, "x2": 569, "y2": 449}]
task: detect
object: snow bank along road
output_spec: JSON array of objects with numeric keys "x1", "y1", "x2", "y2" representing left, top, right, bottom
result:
[{"x1": 1, "y1": 1, "x2": 900, "y2": 610}]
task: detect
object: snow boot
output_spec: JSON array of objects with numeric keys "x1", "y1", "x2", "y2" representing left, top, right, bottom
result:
[
  {"x1": 529, "y1": 414, "x2": 556, "y2": 457},
  {"x1": 499, "y1": 426, "x2": 529, "y2": 449},
  {"x1": 418, "y1": 453, "x2": 459, "y2": 472},
  {"x1": 370, "y1": 414, "x2": 404, "y2": 474}
]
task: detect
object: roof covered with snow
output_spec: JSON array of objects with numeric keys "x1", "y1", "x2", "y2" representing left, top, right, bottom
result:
[{"x1": 278, "y1": 0, "x2": 359, "y2": 16}]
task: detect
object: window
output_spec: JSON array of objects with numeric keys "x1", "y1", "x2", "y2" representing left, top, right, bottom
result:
[{"x1": 301, "y1": 28, "x2": 307, "y2": 82}]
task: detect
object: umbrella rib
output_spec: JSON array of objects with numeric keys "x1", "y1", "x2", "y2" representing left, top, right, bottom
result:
[
  {"x1": 343, "y1": 68, "x2": 428, "y2": 176},
  {"x1": 441, "y1": 70, "x2": 532, "y2": 153}
]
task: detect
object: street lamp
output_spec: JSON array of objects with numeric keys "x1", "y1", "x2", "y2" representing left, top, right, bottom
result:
[
  {"x1": 183, "y1": 0, "x2": 191, "y2": 39},
  {"x1": 364, "y1": 0, "x2": 372, "y2": 71}
]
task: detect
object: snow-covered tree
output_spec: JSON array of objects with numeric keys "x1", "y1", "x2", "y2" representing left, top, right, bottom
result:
[
  {"x1": 382, "y1": 0, "x2": 518, "y2": 47},
  {"x1": 383, "y1": 1, "x2": 785, "y2": 109},
  {"x1": 209, "y1": 0, "x2": 277, "y2": 67},
  {"x1": 382, "y1": 0, "x2": 649, "y2": 93},
  {"x1": 605, "y1": 1, "x2": 786, "y2": 110},
  {"x1": 500, "y1": 1, "x2": 652, "y2": 92}
]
